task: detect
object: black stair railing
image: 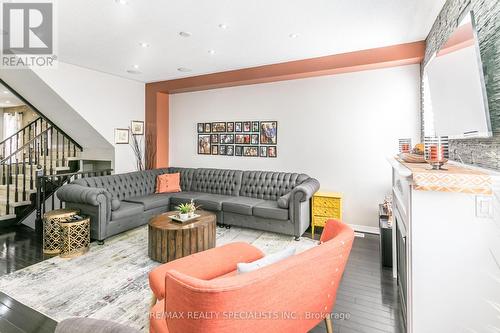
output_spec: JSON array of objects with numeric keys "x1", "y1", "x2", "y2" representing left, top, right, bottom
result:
[{"x1": 1, "y1": 124, "x2": 83, "y2": 216}]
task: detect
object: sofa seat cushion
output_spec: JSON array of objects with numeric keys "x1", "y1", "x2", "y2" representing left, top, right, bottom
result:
[
  {"x1": 124, "y1": 193, "x2": 172, "y2": 210},
  {"x1": 222, "y1": 197, "x2": 265, "y2": 216},
  {"x1": 195, "y1": 194, "x2": 236, "y2": 211},
  {"x1": 111, "y1": 201, "x2": 144, "y2": 220},
  {"x1": 253, "y1": 200, "x2": 289, "y2": 221},
  {"x1": 169, "y1": 191, "x2": 206, "y2": 207}
]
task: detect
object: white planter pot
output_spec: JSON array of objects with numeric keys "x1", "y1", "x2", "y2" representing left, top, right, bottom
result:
[{"x1": 179, "y1": 213, "x2": 189, "y2": 220}]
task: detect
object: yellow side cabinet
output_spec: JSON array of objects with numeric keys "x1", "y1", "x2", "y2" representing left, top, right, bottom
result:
[{"x1": 311, "y1": 191, "x2": 343, "y2": 239}]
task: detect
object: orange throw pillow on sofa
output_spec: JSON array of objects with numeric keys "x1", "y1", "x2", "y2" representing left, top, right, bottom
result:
[{"x1": 156, "y1": 173, "x2": 181, "y2": 193}]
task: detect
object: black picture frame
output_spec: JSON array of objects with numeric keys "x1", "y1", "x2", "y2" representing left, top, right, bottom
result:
[
  {"x1": 252, "y1": 121, "x2": 259, "y2": 132},
  {"x1": 131, "y1": 120, "x2": 144, "y2": 135},
  {"x1": 235, "y1": 122, "x2": 242, "y2": 132},
  {"x1": 235, "y1": 134, "x2": 250, "y2": 144},
  {"x1": 226, "y1": 145, "x2": 234, "y2": 156},
  {"x1": 212, "y1": 122, "x2": 226, "y2": 132},
  {"x1": 227, "y1": 122, "x2": 235, "y2": 132},
  {"x1": 251, "y1": 134, "x2": 259, "y2": 145},
  {"x1": 198, "y1": 134, "x2": 211, "y2": 154},
  {"x1": 259, "y1": 146, "x2": 267, "y2": 157},
  {"x1": 267, "y1": 146, "x2": 277, "y2": 158},
  {"x1": 220, "y1": 134, "x2": 235, "y2": 144},
  {"x1": 219, "y1": 145, "x2": 227, "y2": 155},
  {"x1": 211, "y1": 145, "x2": 219, "y2": 155},
  {"x1": 243, "y1": 121, "x2": 251, "y2": 132},
  {"x1": 211, "y1": 134, "x2": 219, "y2": 144},
  {"x1": 243, "y1": 146, "x2": 258, "y2": 157},
  {"x1": 235, "y1": 146, "x2": 243, "y2": 156},
  {"x1": 260, "y1": 121, "x2": 278, "y2": 144},
  {"x1": 204, "y1": 123, "x2": 211, "y2": 133},
  {"x1": 197, "y1": 123, "x2": 204, "y2": 133}
]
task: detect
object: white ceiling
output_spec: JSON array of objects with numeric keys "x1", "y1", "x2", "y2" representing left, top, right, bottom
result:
[
  {"x1": 57, "y1": 0, "x2": 446, "y2": 83},
  {"x1": 0, "y1": 83, "x2": 24, "y2": 108}
]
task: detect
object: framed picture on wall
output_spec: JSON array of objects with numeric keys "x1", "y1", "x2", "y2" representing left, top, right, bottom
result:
[
  {"x1": 220, "y1": 134, "x2": 234, "y2": 144},
  {"x1": 198, "y1": 134, "x2": 211, "y2": 154},
  {"x1": 227, "y1": 122, "x2": 234, "y2": 132},
  {"x1": 235, "y1": 146, "x2": 243, "y2": 156},
  {"x1": 260, "y1": 121, "x2": 277, "y2": 144},
  {"x1": 219, "y1": 145, "x2": 227, "y2": 155},
  {"x1": 235, "y1": 122, "x2": 242, "y2": 132},
  {"x1": 114, "y1": 128, "x2": 129, "y2": 144},
  {"x1": 226, "y1": 145, "x2": 234, "y2": 156},
  {"x1": 131, "y1": 121, "x2": 144, "y2": 135},
  {"x1": 268, "y1": 146, "x2": 277, "y2": 157},
  {"x1": 243, "y1": 146, "x2": 258, "y2": 157},
  {"x1": 251, "y1": 134, "x2": 259, "y2": 145},
  {"x1": 211, "y1": 145, "x2": 219, "y2": 155},
  {"x1": 243, "y1": 121, "x2": 251, "y2": 132},
  {"x1": 212, "y1": 122, "x2": 226, "y2": 132},
  {"x1": 197, "y1": 123, "x2": 205, "y2": 133},
  {"x1": 252, "y1": 121, "x2": 259, "y2": 132},
  {"x1": 235, "y1": 134, "x2": 250, "y2": 144},
  {"x1": 259, "y1": 146, "x2": 267, "y2": 157},
  {"x1": 211, "y1": 134, "x2": 219, "y2": 144},
  {"x1": 204, "y1": 123, "x2": 211, "y2": 133}
]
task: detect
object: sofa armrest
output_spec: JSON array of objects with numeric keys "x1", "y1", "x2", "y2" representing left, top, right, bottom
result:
[
  {"x1": 289, "y1": 178, "x2": 320, "y2": 238},
  {"x1": 55, "y1": 318, "x2": 140, "y2": 333},
  {"x1": 290, "y1": 178, "x2": 320, "y2": 203},
  {"x1": 57, "y1": 184, "x2": 112, "y2": 207}
]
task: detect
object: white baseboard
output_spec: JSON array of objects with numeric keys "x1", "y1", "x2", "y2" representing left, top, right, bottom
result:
[{"x1": 348, "y1": 224, "x2": 380, "y2": 235}]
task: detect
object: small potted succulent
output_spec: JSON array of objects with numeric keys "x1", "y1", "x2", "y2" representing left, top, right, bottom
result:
[{"x1": 176, "y1": 203, "x2": 191, "y2": 220}]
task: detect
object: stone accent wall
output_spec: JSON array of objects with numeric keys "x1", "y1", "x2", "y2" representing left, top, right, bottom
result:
[{"x1": 423, "y1": 0, "x2": 500, "y2": 170}]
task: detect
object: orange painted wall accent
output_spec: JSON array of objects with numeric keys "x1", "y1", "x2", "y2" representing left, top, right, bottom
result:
[
  {"x1": 145, "y1": 41, "x2": 425, "y2": 168},
  {"x1": 437, "y1": 23, "x2": 474, "y2": 57},
  {"x1": 145, "y1": 90, "x2": 169, "y2": 168}
]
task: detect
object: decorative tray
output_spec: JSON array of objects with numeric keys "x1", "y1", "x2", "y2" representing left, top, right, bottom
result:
[
  {"x1": 399, "y1": 153, "x2": 426, "y2": 163},
  {"x1": 168, "y1": 214, "x2": 201, "y2": 223}
]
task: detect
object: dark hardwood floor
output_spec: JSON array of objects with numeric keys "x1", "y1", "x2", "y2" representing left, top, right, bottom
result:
[{"x1": 0, "y1": 226, "x2": 404, "y2": 333}]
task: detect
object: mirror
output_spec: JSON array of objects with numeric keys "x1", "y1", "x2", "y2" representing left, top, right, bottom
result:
[{"x1": 423, "y1": 11, "x2": 491, "y2": 139}]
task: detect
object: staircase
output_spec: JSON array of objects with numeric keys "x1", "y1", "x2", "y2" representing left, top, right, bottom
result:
[{"x1": 0, "y1": 116, "x2": 82, "y2": 222}]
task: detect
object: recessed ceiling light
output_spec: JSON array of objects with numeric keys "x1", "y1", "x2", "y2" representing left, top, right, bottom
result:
[
  {"x1": 115, "y1": 0, "x2": 128, "y2": 4},
  {"x1": 5, "y1": 100, "x2": 11, "y2": 104},
  {"x1": 208, "y1": 49, "x2": 216, "y2": 55},
  {"x1": 218, "y1": 24, "x2": 227, "y2": 29},
  {"x1": 177, "y1": 67, "x2": 192, "y2": 72},
  {"x1": 2, "y1": 90, "x2": 8, "y2": 94},
  {"x1": 126, "y1": 69, "x2": 141, "y2": 74},
  {"x1": 289, "y1": 33, "x2": 299, "y2": 38},
  {"x1": 139, "y1": 42, "x2": 150, "y2": 48},
  {"x1": 133, "y1": 64, "x2": 139, "y2": 69},
  {"x1": 179, "y1": 31, "x2": 192, "y2": 38}
]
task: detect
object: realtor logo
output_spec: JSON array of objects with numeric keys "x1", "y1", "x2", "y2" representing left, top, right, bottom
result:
[{"x1": 1, "y1": 1, "x2": 56, "y2": 68}]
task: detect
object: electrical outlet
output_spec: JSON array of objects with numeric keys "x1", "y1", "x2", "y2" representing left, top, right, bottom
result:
[{"x1": 476, "y1": 196, "x2": 494, "y2": 218}]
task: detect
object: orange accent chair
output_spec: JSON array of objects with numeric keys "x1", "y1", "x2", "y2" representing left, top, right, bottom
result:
[{"x1": 149, "y1": 219, "x2": 354, "y2": 333}]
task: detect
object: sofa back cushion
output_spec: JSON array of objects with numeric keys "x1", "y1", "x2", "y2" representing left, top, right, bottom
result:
[
  {"x1": 167, "y1": 167, "x2": 196, "y2": 191},
  {"x1": 239, "y1": 171, "x2": 309, "y2": 200},
  {"x1": 191, "y1": 168, "x2": 243, "y2": 196},
  {"x1": 72, "y1": 168, "x2": 169, "y2": 201}
]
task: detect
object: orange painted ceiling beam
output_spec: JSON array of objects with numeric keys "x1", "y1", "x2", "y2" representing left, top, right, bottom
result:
[{"x1": 146, "y1": 40, "x2": 425, "y2": 94}]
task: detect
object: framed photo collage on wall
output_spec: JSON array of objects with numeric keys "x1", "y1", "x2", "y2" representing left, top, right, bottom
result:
[{"x1": 197, "y1": 121, "x2": 277, "y2": 158}]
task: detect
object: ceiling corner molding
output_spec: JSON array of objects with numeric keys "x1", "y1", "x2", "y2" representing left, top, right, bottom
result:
[{"x1": 147, "y1": 40, "x2": 425, "y2": 94}]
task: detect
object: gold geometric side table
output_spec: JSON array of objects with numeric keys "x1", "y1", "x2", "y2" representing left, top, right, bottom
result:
[
  {"x1": 43, "y1": 209, "x2": 79, "y2": 255},
  {"x1": 60, "y1": 216, "x2": 90, "y2": 258}
]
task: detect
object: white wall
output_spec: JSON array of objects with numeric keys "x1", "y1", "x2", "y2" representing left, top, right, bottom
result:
[
  {"x1": 170, "y1": 65, "x2": 421, "y2": 229},
  {"x1": 32, "y1": 62, "x2": 145, "y2": 174}
]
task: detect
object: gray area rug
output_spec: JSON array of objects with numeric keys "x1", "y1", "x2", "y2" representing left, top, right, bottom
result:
[{"x1": 0, "y1": 225, "x2": 317, "y2": 332}]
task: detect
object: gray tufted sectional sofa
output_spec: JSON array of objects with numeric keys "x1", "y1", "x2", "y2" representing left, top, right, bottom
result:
[{"x1": 57, "y1": 167, "x2": 320, "y2": 242}]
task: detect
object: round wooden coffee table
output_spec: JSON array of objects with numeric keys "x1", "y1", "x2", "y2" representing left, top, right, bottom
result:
[{"x1": 148, "y1": 210, "x2": 216, "y2": 263}]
